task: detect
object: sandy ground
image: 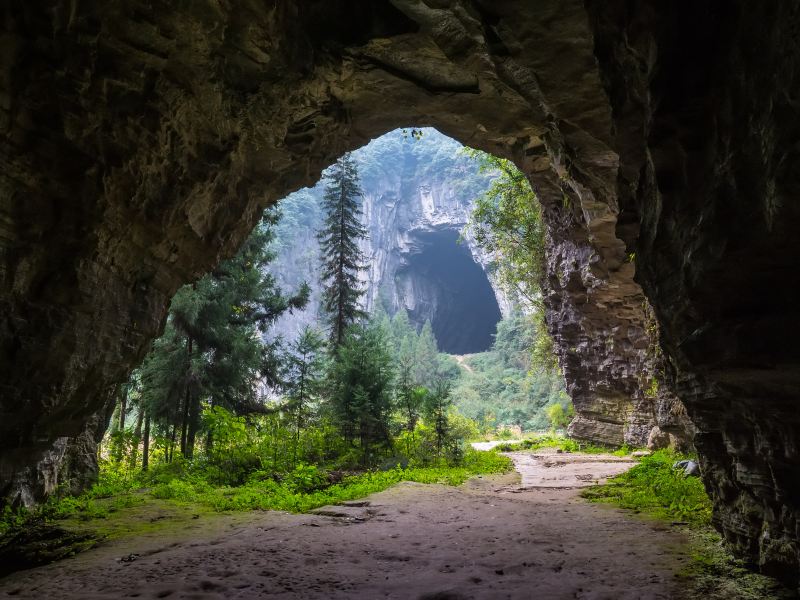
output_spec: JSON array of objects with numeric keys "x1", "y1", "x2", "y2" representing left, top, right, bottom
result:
[{"x1": 0, "y1": 451, "x2": 691, "y2": 599}]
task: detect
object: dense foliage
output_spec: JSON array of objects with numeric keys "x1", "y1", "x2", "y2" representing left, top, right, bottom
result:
[
  {"x1": 112, "y1": 210, "x2": 309, "y2": 467},
  {"x1": 465, "y1": 149, "x2": 557, "y2": 372},
  {"x1": 450, "y1": 313, "x2": 571, "y2": 432},
  {"x1": 581, "y1": 450, "x2": 712, "y2": 525}
]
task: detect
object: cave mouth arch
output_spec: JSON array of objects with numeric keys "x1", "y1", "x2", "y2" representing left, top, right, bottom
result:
[
  {"x1": 270, "y1": 126, "x2": 508, "y2": 355},
  {"x1": 397, "y1": 228, "x2": 501, "y2": 354},
  {"x1": 3, "y1": 1, "x2": 798, "y2": 583}
]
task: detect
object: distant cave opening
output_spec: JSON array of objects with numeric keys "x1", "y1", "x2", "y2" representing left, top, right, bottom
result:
[{"x1": 397, "y1": 229, "x2": 502, "y2": 354}]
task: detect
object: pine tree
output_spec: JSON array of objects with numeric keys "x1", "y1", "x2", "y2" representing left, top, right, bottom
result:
[
  {"x1": 423, "y1": 379, "x2": 454, "y2": 458},
  {"x1": 396, "y1": 356, "x2": 424, "y2": 433},
  {"x1": 390, "y1": 309, "x2": 416, "y2": 360},
  {"x1": 328, "y1": 322, "x2": 394, "y2": 464},
  {"x1": 282, "y1": 326, "x2": 326, "y2": 465},
  {"x1": 317, "y1": 153, "x2": 368, "y2": 349},
  {"x1": 136, "y1": 209, "x2": 310, "y2": 459},
  {"x1": 413, "y1": 320, "x2": 439, "y2": 388}
]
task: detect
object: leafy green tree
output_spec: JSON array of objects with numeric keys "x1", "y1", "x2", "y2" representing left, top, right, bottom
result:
[
  {"x1": 413, "y1": 320, "x2": 439, "y2": 388},
  {"x1": 423, "y1": 380, "x2": 454, "y2": 458},
  {"x1": 390, "y1": 310, "x2": 416, "y2": 363},
  {"x1": 547, "y1": 401, "x2": 574, "y2": 431},
  {"x1": 465, "y1": 151, "x2": 544, "y2": 303},
  {"x1": 465, "y1": 150, "x2": 557, "y2": 372},
  {"x1": 317, "y1": 153, "x2": 369, "y2": 349},
  {"x1": 327, "y1": 322, "x2": 394, "y2": 464},
  {"x1": 395, "y1": 357, "x2": 425, "y2": 433},
  {"x1": 450, "y1": 314, "x2": 570, "y2": 432}
]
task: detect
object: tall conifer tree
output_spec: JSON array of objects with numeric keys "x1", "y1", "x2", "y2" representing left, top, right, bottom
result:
[
  {"x1": 413, "y1": 320, "x2": 439, "y2": 388},
  {"x1": 317, "y1": 153, "x2": 368, "y2": 349}
]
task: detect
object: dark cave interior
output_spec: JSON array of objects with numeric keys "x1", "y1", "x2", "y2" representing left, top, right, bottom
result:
[{"x1": 399, "y1": 229, "x2": 501, "y2": 354}]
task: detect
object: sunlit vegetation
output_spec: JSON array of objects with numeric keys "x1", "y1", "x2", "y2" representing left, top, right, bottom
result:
[
  {"x1": 450, "y1": 313, "x2": 571, "y2": 433},
  {"x1": 487, "y1": 433, "x2": 631, "y2": 455},
  {"x1": 464, "y1": 148, "x2": 557, "y2": 372}
]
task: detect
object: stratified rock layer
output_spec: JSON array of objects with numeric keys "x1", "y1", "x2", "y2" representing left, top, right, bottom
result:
[
  {"x1": 1, "y1": 0, "x2": 797, "y2": 582},
  {"x1": 587, "y1": 1, "x2": 800, "y2": 582}
]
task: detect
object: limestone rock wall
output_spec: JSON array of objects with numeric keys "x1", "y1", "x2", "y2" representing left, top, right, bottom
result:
[
  {"x1": 269, "y1": 129, "x2": 510, "y2": 348},
  {"x1": 585, "y1": 1, "x2": 800, "y2": 582}
]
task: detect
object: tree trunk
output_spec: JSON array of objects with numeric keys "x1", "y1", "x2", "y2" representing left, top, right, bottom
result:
[
  {"x1": 142, "y1": 410, "x2": 151, "y2": 471},
  {"x1": 128, "y1": 406, "x2": 144, "y2": 471},
  {"x1": 272, "y1": 418, "x2": 278, "y2": 474},
  {"x1": 205, "y1": 400, "x2": 215, "y2": 456},
  {"x1": 112, "y1": 385, "x2": 129, "y2": 463},
  {"x1": 119, "y1": 385, "x2": 128, "y2": 430},
  {"x1": 186, "y1": 391, "x2": 200, "y2": 459},
  {"x1": 293, "y1": 366, "x2": 306, "y2": 468},
  {"x1": 180, "y1": 335, "x2": 193, "y2": 457},
  {"x1": 168, "y1": 422, "x2": 177, "y2": 463}
]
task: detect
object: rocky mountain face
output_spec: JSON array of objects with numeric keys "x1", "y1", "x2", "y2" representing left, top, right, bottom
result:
[
  {"x1": 270, "y1": 129, "x2": 507, "y2": 354},
  {"x1": 1, "y1": 0, "x2": 797, "y2": 582}
]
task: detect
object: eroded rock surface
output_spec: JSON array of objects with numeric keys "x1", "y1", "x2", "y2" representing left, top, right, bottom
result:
[
  {"x1": 585, "y1": 1, "x2": 800, "y2": 582},
  {"x1": 1, "y1": 0, "x2": 797, "y2": 582}
]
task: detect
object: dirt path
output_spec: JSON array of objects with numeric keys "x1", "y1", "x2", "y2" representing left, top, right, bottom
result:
[
  {"x1": 452, "y1": 354, "x2": 475, "y2": 374},
  {"x1": 0, "y1": 452, "x2": 691, "y2": 599}
]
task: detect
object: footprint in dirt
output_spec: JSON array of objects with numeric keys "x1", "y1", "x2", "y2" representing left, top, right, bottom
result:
[{"x1": 418, "y1": 591, "x2": 468, "y2": 600}]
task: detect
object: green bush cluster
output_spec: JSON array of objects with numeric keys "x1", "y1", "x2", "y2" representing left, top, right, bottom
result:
[
  {"x1": 451, "y1": 314, "x2": 572, "y2": 433},
  {"x1": 491, "y1": 433, "x2": 618, "y2": 454}
]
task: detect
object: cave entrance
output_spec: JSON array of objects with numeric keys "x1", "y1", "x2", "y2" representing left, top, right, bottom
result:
[
  {"x1": 397, "y1": 228, "x2": 501, "y2": 354},
  {"x1": 271, "y1": 127, "x2": 509, "y2": 356},
  {"x1": 5, "y1": 1, "x2": 799, "y2": 585}
]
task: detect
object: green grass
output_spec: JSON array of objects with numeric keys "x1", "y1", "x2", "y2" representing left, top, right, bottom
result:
[
  {"x1": 580, "y1": 450, "x2": 712, "y2": 525},
  {"x1": 1, "y1": 450, "x2": 512, "y2": 536},
  {"x1": 149, "y1": 450, "x2": 512, "y2": 512},
  {"x1": 580, "y1": 450, "x2": 794, "y2": 598},
  {"x1": 491, "y1": 433, "x2": 635, "y2": 456}
]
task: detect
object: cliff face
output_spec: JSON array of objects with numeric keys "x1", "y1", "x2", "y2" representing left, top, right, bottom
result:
[
  {"x1": 270, "y1": 129, "x2": 507, "y2": 354},
  {"x1": 586, "y1": 2, "x2": 800, "y2": 581},
  {"x1": 1, "y1": 0, "x2": 796, "y2": 582}
]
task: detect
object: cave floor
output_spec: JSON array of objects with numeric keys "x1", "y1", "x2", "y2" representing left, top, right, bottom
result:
[{"x1": 0, "y1": 455, "x2": 694, "y2": 599}]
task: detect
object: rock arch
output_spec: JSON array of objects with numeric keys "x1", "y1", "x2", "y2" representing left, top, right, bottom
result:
[{"x1": 1, "y1": 0, "x2": 798, "y2": 582}]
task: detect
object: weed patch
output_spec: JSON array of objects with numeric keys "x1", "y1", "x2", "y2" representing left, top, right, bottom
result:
[
  {"x1": 147, "y1": 450, "x2": 512, "y2": 513},
  {"x1": 491, "y1": 433, "x2": 635, "y2": 456},
  {"x1": 580, "y1": 450, "x2": 712, "y2": 525}
]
